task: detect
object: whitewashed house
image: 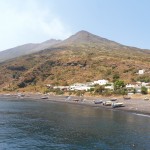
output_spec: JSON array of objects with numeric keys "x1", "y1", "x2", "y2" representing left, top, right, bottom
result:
[
  {"x1": 69, "y1": 83, "x2": 91, "y2": 91},
  {"x1": 46, "y1": 84, "x2": 52, "y2": 87},
  {"x1": 126, "y1": 84, "x2": 135, "y2": 89},
  {"x1": 105, "y1": 84, "x2": 114, "y2": 90},
  {"x1": 138, "y1": 69, "x2": 145, "y2": 75},
  {"x1": 93, "y1": 79, "x2": 109, "y2": 85},
  {"x1": 141, "y1": 82, "x2": 150, "y2": 87}
]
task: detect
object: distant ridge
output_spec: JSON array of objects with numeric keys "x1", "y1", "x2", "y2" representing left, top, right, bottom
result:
[
  {"x1": 0, "y1": 30, "x2": 149, "y2": 63},
  {"x1": 0, "y1": 39, "x2": 61, "y2": 62}
]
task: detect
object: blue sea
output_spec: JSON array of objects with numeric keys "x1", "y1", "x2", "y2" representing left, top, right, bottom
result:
[{"x1": 0, "y1": 97, "x2": 150, "y2": 150}]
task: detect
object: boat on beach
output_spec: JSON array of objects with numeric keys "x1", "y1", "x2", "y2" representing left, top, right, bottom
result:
[
  {"x1": 144, "y1": 97, "x2": 149, "y2": 101},
  {"x1": 123, "y1": 96, "x2": 131, "y2": 100},
  {"x1": 41, "y1": 96, "x2": 49, "y2": 99},
  {"x1": 17, "y1": 93, "x2": 25, "y2": 97},
  {"x1": 72, "y1": 99, "x2": 80, "y2": 102},
  {"x1": 112, "y1": 102, "x2": 124, "y2": 108},
  {"x1": 110, "y1": 98, "x2": 117, "y2": 101},
  {"x1": 103, "y1": 101, "x2": 112, "y2": 106},
  {"x1": 94, "y1": 100, "x2": 103, "y2": 104}
]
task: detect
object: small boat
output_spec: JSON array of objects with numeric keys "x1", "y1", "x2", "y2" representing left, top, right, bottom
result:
[
  {"x1": 41, "y1": 96, "x2": 49, "y2": 99},
  {"x1": 123, "y1": 96, "x2": 131, "y2": 100},
  {"x1": 72, "y1": 99, "x2": 80, "y2": 102},
  {"x1": 112, "y1": 102, "x2": 124, "y2": 108},
  {"x1": 110, "y1": 98, "x2": 117, "y2": 101},
  {"x1": 94, "y1": 100, "x2": 103, "y2": 104},
  {"x1": 4, "y1": 94, "x2": 11, "y2": 96},
  {"x1": 103, "y1": 101, "x2": 112, "y2": 106},
  {"x1": 144, "y1": 97, "x2": 149, "y2": 101},
  {"x1": 17, "y1": 93, "x2": 25, "y2": 97}
]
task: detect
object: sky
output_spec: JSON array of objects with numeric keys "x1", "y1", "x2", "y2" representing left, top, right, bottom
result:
[{"x1": 0, "y1": 0, "x2": 150, "y2": 51}]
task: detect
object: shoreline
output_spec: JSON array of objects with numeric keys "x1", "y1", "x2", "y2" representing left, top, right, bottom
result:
[{"x1": 0, "y1": 93, "x2": 150, "y2": 116}]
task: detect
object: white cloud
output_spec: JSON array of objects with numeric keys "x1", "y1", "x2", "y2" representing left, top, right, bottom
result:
[{"x1": 0, "y1": 0, "x2": 72, "y2": 51}]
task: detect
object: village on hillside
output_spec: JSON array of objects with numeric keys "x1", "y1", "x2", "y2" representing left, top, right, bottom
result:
[{"x1": 46, "y1": 69, "x2": 150, "y2": 95}]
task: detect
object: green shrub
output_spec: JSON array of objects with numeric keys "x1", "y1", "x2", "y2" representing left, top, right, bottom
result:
[
  {"x1": 94, "y1": 85, "x2": 105, "y2": 94},
  {"x1": 141, "y1": 86, "x2": 148, "y2": 94}
]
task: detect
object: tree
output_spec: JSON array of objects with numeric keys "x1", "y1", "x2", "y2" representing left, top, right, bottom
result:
[
  {"x1": 114, "y1": 80, "x2": 125, "y2": 90},
  {"x1": 94, "y1": 85, "x2": 105, "y2": 94},
  {"x1": 141, "y1": 86, "x2": 148, "y2": 94},
  {"x1": 113, "y1": 80, "x2": 127, "y2": 95}
]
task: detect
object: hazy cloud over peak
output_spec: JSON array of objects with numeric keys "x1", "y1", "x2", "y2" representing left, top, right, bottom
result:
[{"x1": 0, "y1": 0, "x2": 72, "y2": 51}]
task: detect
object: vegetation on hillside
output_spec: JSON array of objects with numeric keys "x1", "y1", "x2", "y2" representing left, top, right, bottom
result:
[{"x1": 0, "y1": 31, "x2": 150, "y2": 93}]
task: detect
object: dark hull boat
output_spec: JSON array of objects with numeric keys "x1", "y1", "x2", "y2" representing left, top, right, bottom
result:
[{"x1": 94, "y1": 100, "x2": 103, "y2": 104}]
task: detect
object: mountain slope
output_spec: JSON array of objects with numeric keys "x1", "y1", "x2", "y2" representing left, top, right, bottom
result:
[
  {"x1": 62, "y1": 30, "x2": 120, "y2": 45},
  {"x1": 0, "y1": 30, "x2": 149, "y2": 92},
  {"x1": 55, "y1": 30, "x2": 149, "y2": 56},
  {"x1": 0, "y1": 39, "x2": 61, "y2": 62}
]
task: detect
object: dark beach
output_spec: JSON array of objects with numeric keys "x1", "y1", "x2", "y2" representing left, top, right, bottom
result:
[{"x1": 0, "y1": 93, "x2": 150, "y2": 116}]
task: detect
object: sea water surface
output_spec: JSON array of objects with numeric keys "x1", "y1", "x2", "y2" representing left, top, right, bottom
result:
[{"x1": 0, "y1": 97, "x2": 150, "y2": 150}]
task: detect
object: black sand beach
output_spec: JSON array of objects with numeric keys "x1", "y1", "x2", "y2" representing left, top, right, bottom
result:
[{"x1": 0, "y1": 93, "x2": 150, "y2": 116}]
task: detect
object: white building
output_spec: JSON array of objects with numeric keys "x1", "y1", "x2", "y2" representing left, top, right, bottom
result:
[
  {"x1": 126, "y1": 84, "x2": 135, "y2": 89},
  {"x1": 46, "y1": 84, "x2": 52, "y2": 87},
  {"x1": 93, "y1": 79, "x2": 109, "y2": 85},
  {"x1": 69, "y1": 83, "x2": 91, "y2": 91},
  {"x1": 138, "y1": 69, "x2": 145, "y2": 75},
  {"x1": 141, "y1": 82, "x2": 150, "y2": 87},
  {"x1": 105, "y1": 85, "x2": 114, "y2": 90}
]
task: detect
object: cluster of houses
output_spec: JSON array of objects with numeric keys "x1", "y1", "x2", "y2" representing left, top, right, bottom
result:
[
  {"x1": 126, "y1": 82, "x2": 150, "y2": 94},
  {"x1": 47, "y1": 79, "x2": 150, "y2": 94},
  {"x1": 46, "y1": 70, "x2": 150, "y2": 94},
  {"x1": 47, "y1": 79, "x2": 112, "y2": 91}
]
